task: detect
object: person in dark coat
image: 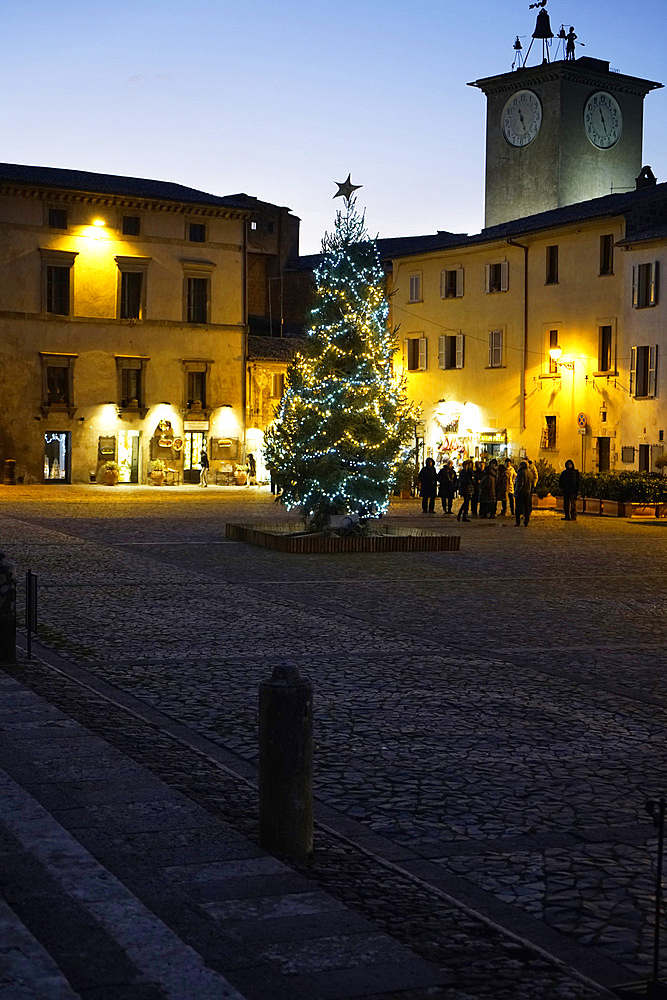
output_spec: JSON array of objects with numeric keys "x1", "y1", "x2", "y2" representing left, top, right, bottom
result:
[
  {"x1": 456, "y1": 460, "x2": 474, "y2": 521},
  {"x1": 437, "y1": 460, "x2": 458, "y2": 513},
  {"x1": 471, "y1": 461, "x2": 483, "y2": 517},
  {"x1": 514, "y1": 461, "x2": 532, "y2": 526},
  {"x1": 418, "y1": 457, "x2": 438, "y2": 513},
  {"x1": 199, "y1": 448, "x2": 209, "y2": 487},
  {"x1": 479, "y1": 460, "x2": 498, "y2": 518},
  {"x1": 559, "y1": 459, "x2": 581, "y2": 521}
]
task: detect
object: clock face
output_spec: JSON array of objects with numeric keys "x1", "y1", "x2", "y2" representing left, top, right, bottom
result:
[
  {"x1": 501, "y1": 90, "x2": 543, "y2": 148},
  {"x1": 584, "y1": 91, "x2": 622, "y2": 148}
]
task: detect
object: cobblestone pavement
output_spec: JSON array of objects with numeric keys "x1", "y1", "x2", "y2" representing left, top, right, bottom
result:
[{"x1": 1, "y1": 483, "x2": 666, "y2": 998}]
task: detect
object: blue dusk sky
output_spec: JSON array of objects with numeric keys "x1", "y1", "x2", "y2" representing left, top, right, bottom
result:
[{"x1": 3, "y1": 0, "x2": 666, "y2": 253}]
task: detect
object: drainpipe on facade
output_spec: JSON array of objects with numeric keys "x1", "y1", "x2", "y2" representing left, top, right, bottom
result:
[
  {"x1": 242, "y1": 216, "x2": 249, "y2": 462},
  {"x1": 506, "y1": 238, "x2": 529, "y2": 431}
]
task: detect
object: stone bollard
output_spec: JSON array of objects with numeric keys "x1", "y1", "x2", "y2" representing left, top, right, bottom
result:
[
  {"x1": 259, "y1": 663, "x2": 313, "y2": 857},
  {"x1": 0, "y1": 551, "x2": 16, "y2": 663}
]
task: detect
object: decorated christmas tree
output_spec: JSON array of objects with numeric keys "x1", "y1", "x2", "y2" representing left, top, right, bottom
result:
[{"x1": 263, "y1": 181, "x2": 416, "y2": 529}]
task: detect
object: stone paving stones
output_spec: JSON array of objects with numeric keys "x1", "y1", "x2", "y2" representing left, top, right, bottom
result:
[{"x1": 1, "y1": 485, "x2": 665, "y2": 996}]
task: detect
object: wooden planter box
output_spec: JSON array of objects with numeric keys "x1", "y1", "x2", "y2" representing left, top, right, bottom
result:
[
  {"x1": 621, "y1": 502, "x2": 663, "y2": 517},
  {"x1": 582, "y1": 497, "x2": 601, "y2": 515},
  {"x1": 600, "y1": 500, "x2": 623, "y2": 517},
  {"x1": 226, "y1": 522, "x2": 462, "y2": 554},
  {"x1": 532, "y1": 494, "x2": 557, "y2": 508}
]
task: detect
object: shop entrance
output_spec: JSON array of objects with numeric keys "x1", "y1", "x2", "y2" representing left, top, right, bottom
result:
[
  {"x1": 44, "y1": 432, "x2": 71, "y2": 483},
  {"x1": 118, "y1": 430, "x2": 140, "y2": 483},
  {"x1": 183, "y1": 431, "x2": 207, "y2": 484}
]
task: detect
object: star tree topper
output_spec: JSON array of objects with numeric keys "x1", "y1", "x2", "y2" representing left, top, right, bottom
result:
[{"x1": 333, "y1": 174, "x2": 362, "y2": 205}]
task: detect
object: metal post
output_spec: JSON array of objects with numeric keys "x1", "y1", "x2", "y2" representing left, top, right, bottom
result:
[
  {"x1": 26, "y1": 571, "x2": 37, "y2": 660},
  {"x1": 259, "y1": 664, "x2": 313, "y2": 857},
  {"x1": 0, "y1": 551, "x2": 16, "y2": 663},
  {"x1": 646, "y1": 797, "x2": 666, "y2": 999}
]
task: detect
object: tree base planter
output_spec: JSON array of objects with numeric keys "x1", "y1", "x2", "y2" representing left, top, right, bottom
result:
[{"x1": 226, "y1": 522, "x2": 461, "y2": 554}]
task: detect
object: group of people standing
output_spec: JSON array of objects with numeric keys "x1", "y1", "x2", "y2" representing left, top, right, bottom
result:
[{"x1": 417, "y1": 456, "x2": 568, "y2": 527}]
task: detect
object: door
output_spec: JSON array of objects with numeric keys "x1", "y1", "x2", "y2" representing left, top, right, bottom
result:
[
  {"x1": 183, "y1": 431, "x2": 207, "y2": 484},
  {"x1": 117, "y1": 430, "x2": 140, "y2": 483},
  {"x1": 44, "y1": 432, "x2": 71, "y2": 483},
  {"x1": 597, "y1": 437, "x2": 610, "y2": 472}
]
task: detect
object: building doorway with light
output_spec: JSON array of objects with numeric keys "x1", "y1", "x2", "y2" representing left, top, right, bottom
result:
[
  {"x1": 118, "y1": 430, "x2": 140, "y2": 483},
  {"x1": 44, "y1": 432, "x2": 70, "y2": 483},
  {"x1": 183, "y1": 431, "x2": 207, "y2": 484}
]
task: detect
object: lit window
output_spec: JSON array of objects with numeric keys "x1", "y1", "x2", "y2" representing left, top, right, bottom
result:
[
  {"x1": 271, "y1": 372, "x2": 285, "y2": 398},
  {"x1": 541, "y1": 415, "x2": 557, "y2": 450},
  {"x1": 548, "y1": 330, "x2": 559, "y2": 374}
]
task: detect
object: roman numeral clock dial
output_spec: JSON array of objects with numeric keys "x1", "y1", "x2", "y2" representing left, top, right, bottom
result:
[
  {"x1": 501, "y1": 90, "x2": 543, "y2": 147},
  {"x1": 584, "y1": 91, "x2": 623, "y2": 148}
]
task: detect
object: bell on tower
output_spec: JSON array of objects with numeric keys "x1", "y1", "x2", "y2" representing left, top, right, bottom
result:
[{"x1": 527, "y1": 2, "x2": 554, "y2": 63}]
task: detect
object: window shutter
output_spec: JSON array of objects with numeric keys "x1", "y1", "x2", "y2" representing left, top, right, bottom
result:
[
  {"x1": 456, "y1": 333, "x2": 464, "y2": 369},
  {"x1": 456, "y1": 268, "x2": 464, "y2": 297},
  {"x1": 648, "y1": 345, "x2": 658, "y2": 396},
  {"x1": 438, "y1": 335, "x2": 446, "y2": 369},
  {"x1": 419, "y1": 337, "x2": 427, "y2": 371},
  {"x1": 650, "y1": 262, "x2": 659, "y2": 305},
  {"x1": 440, "y1": 272, "x2": 446, "y2": 298},
  {"x1": 403, "y1": 339, "x2": 408, "y2": 367},
  {"x1": 485, "y1": 264, "x2": 491, "y2": 293},
  {"x1": 630, "y1": 346, "x2": 636, "y2": 396},
  {"x1": 500, "y1": 261, "x2": 509, "y2": 292},
  {"x1": 632, "y1": 265, "x2": 639, "y2": 308}
]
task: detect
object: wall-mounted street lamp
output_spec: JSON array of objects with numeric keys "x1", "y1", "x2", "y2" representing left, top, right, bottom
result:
[{"x1": 549, "y1": 345, "x2": 575, "y2": 370}]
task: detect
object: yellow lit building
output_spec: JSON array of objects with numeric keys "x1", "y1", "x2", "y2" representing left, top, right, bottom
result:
[
  {"x1": 383, "y1": 51, "x2": 666, "y2": 473},
  {"x1": 0, "y1": 164, "x2": 299, "y2": 484}
]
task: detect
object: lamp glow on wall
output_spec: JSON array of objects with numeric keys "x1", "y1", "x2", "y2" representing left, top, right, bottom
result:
[{"x1": 549, "y1": 345, "x2": 575, "y2": 370}]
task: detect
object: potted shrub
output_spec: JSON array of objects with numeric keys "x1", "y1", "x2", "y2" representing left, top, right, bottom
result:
[
  {"x1": 150, "y1": 459, "x2": 166, "y2": 486},
  {"x1": 532, "y1": 459, "x2": 558, "y2": 507},
  {"x1": 102, "y1": 460, "x2": 120, "y2": 486}
]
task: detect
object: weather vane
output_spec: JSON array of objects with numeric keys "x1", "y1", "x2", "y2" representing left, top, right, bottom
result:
[{"x1": 333, "y1": 174, "x2": 362, "y2": 206}]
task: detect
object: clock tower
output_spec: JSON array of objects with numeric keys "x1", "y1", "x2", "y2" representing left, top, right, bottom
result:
[{"x1": 471, "y1": 56, "x2": 662, "y2": 228}]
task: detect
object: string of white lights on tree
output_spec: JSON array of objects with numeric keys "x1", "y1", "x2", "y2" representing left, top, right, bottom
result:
[{"x1": 263, "y1": 195, "x2": 418, "y2": 527}]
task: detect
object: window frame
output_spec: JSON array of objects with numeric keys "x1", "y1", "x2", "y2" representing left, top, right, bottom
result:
[
  {"x1": 599, "y1": 234, "x2": 614, "y2": 276},
  {"x1": 404, "y1": 335, "x2": 427, "y2": 372},
  {"x1": 440, "y1": 267, "x2": 464, "y2": 299},
  {"x1": 182, "y1": 359, "x2": 212, "y2": 411},
  {"x1": 271, "y1": 371, "x2": 285, "y2": 398},
  {"x1": 115, "y1": 255, "x2": 150, "y2": 321},
  {"x1": 188, "y1": 222, "x2": 207, "y2": 243},
  {"x1": 630, "y1": 345, "x2": 658, "y2": 398},
  {"x1": 632, "y1": 262, "x2": 659, "y2": 309},
  {"x1": 39, "y1": 352, "x2": 77, "y2": 416},
  {"x1": 122, "y1": 215, "x2": 141, "y2": 237},
  {"x1": 541, "y1": 414, "x2": 558, "y2": 451},
  {"x1": 545, "y1": 245, "x2": 559, "y2": 285},
  {"x1": 115, "y1": 355, "x2": 149, "y2": 414},
  {"x1": 438, "y1": 333, "x2": 464, "y2": 370},
  {"x1": 488, "y1": 329, "x2": 504, "y2": 368},
  {"x1": 408, "y1": 273, "x2": 422, "y2": 303},
  {"x1": 47, "y1": 207, "x2": 68, "y2": 230},
  {"x1": 39, "y1": 248, "x2": 78, "y2": 316},
  {"x1": 485, "y1": 261, "x2": 509, "y2": 294}
]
